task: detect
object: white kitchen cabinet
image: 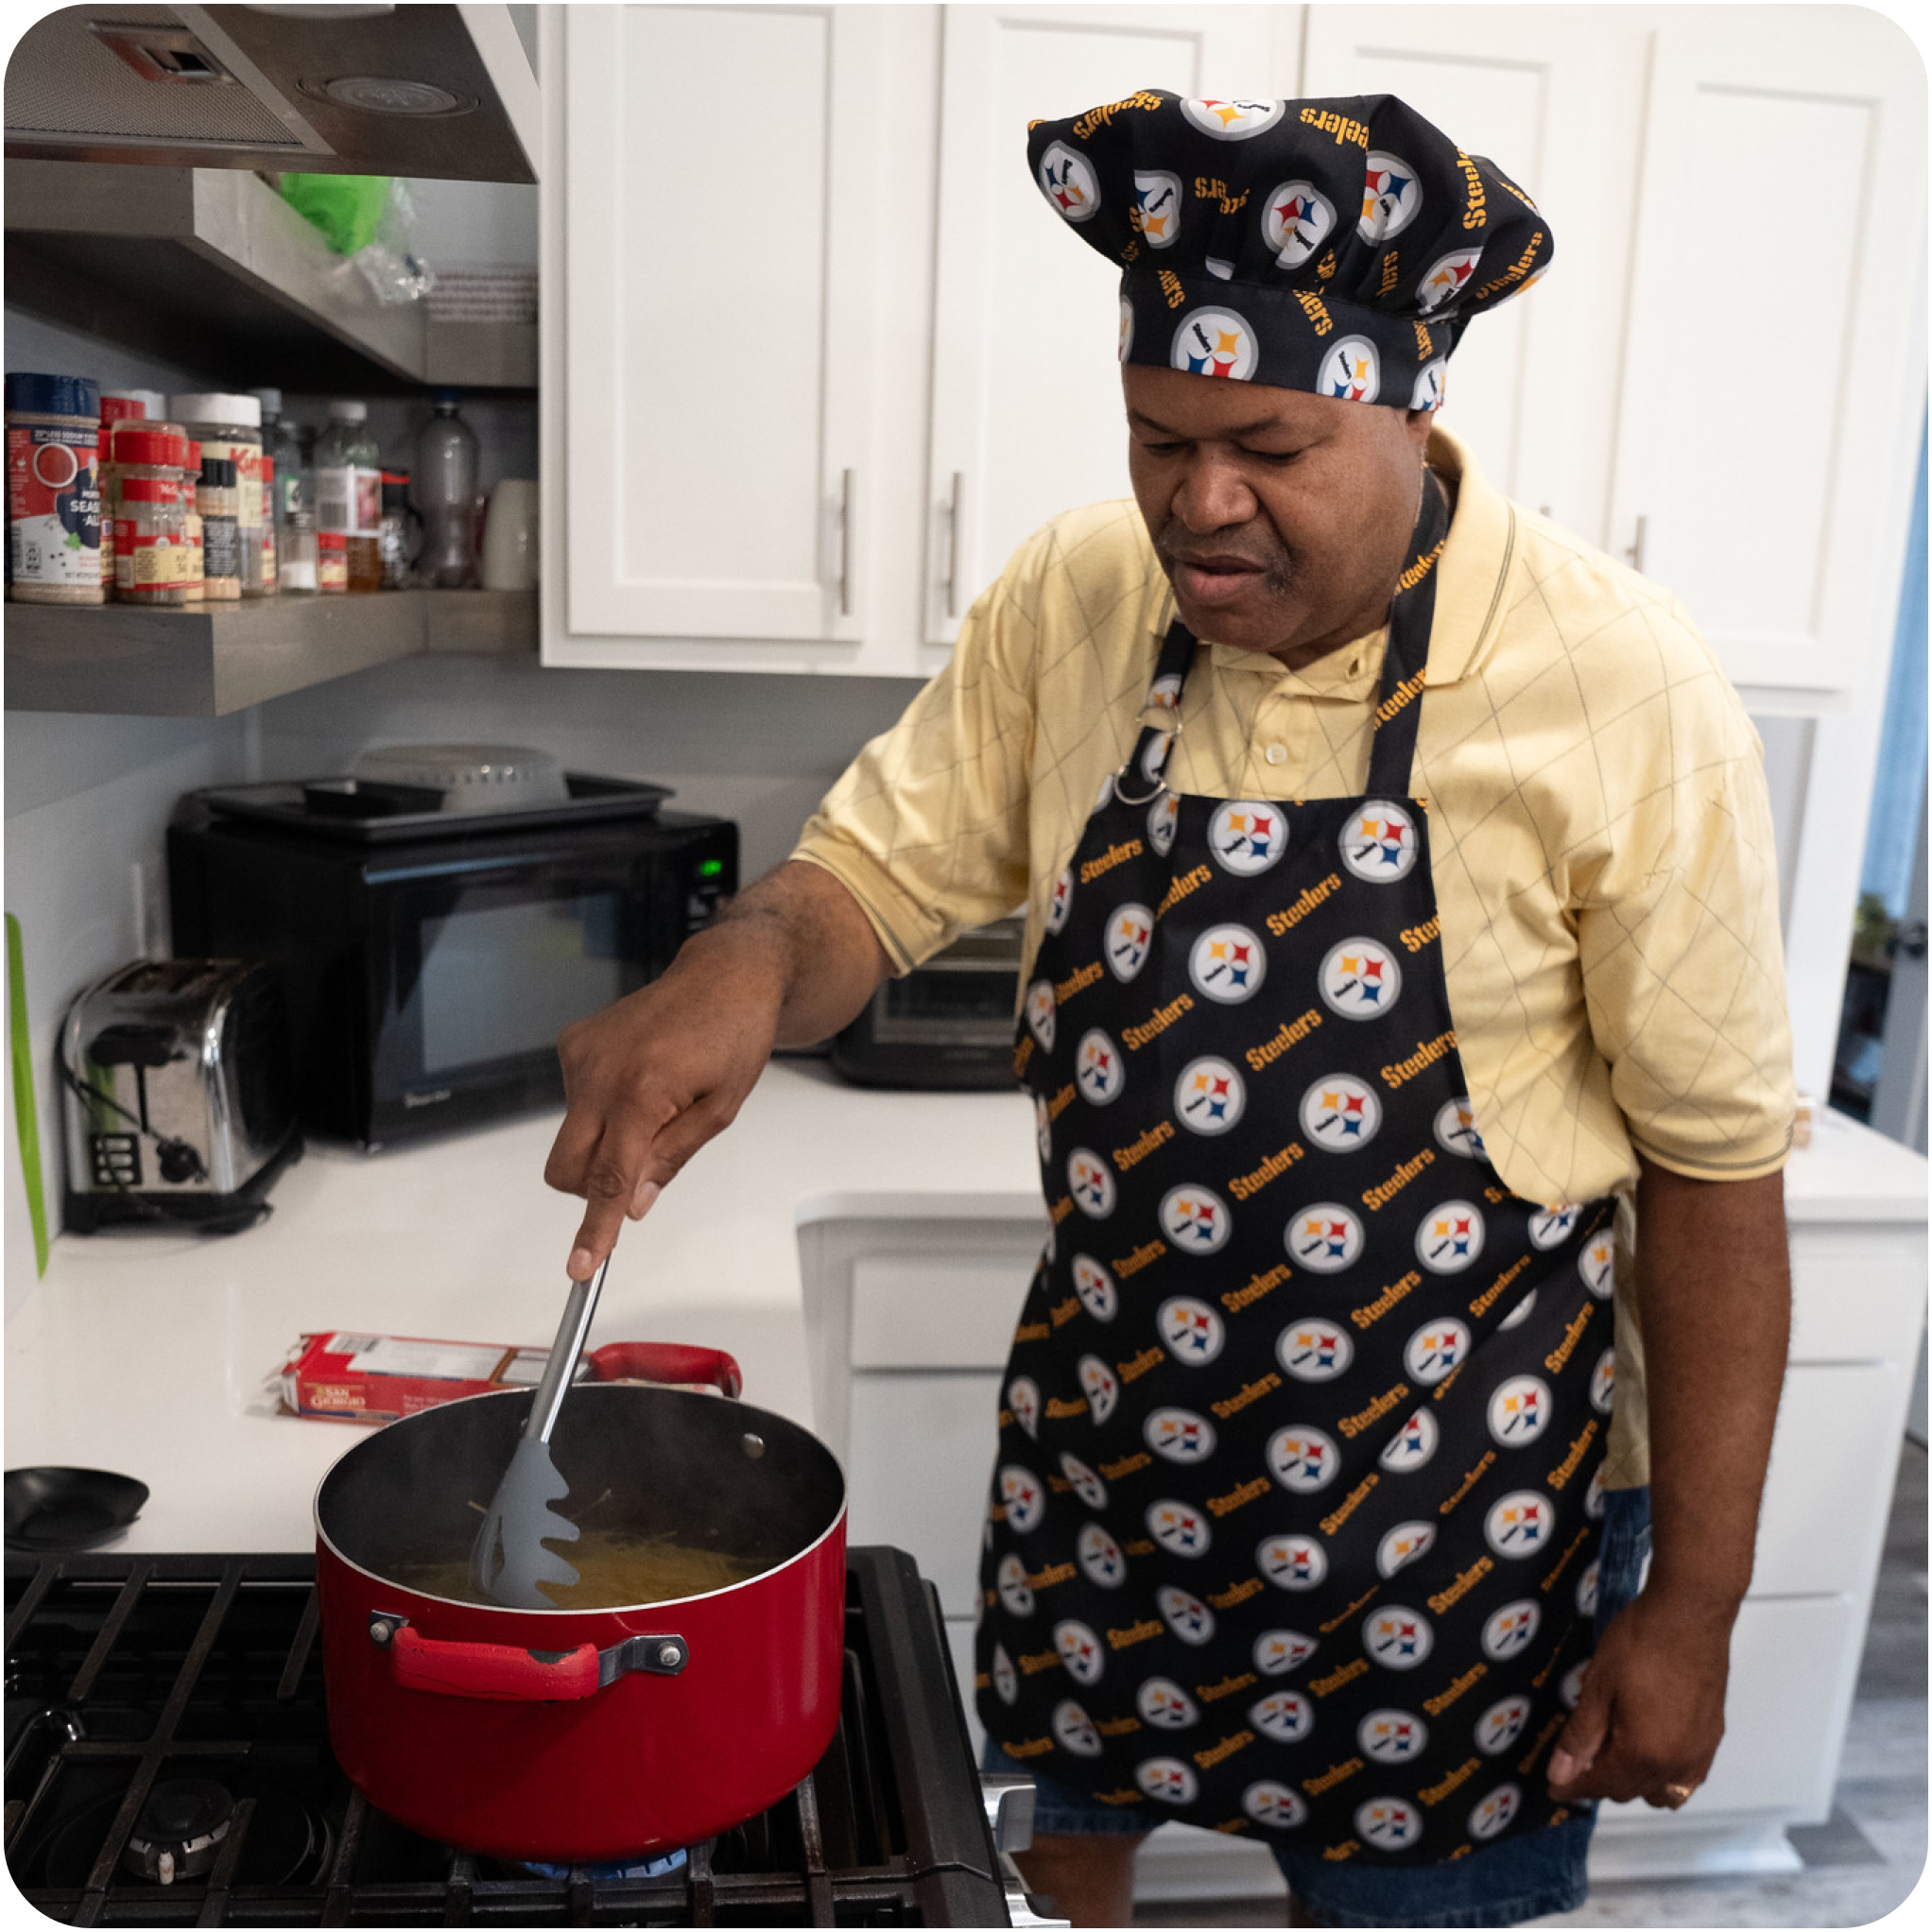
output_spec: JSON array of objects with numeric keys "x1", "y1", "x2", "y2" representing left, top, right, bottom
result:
[{"x1": 923, "y1": 5, "x2": 1300, "y2": 645}]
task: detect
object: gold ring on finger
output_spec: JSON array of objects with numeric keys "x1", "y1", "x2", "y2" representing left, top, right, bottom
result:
[{"x1": 1663, "y1": 1782, "x2": 1696, "y2": 1806}]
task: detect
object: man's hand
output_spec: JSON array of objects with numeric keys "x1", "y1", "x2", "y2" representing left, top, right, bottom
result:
[
  {"x1": 1546, "y1": 1594, "x2": 1731, "y2": 1806},
  {"x1": 543, "y1": 861, "x2": 892, "y2": 1278}
]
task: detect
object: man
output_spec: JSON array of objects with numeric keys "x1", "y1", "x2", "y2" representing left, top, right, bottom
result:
[{"x1": 546, "y1": 92, "x2": 1794, "y2": 1928}]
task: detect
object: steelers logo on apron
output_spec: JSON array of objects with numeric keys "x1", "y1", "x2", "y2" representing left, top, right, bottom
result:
[{"x1": 977, "y1": 474, "x2": 1613, "y2": 1861}]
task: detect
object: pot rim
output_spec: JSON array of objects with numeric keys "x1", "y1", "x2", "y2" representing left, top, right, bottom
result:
[{"x1": 313, "y1": 1383, "x2": 848, "y2": 1618}]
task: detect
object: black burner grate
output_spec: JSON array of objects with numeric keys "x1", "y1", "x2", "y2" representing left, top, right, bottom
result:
[{"x1": 5, "y1": 1547, "x2": 1007, "y2": 1926}]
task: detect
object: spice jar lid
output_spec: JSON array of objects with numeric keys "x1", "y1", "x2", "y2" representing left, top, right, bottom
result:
[
  {"x1": 122, "y1": 477, "x2": 175, "y2": 504},
  {"x1": 102, "y1": 388, "x2": 166, "y2": 420},
  {"x1": 7, "y1": 372, "x2": 99, "y2": 418},
  {"x1": 113, "y1": 427, "x2": 188, "y2": 468},
  {"x1": 169, "y1": 391, "x2": 261, "y2": 428},
  {"x1": 319, "y1": 530, "x2": 347, "y2": 549}
]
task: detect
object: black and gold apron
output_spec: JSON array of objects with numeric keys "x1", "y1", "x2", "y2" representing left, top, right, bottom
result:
[{"x1": 975, "y1": 477, "x2": 1619, "y2": 1862}]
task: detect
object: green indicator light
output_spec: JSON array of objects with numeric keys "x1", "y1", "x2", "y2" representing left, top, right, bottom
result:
[{"x1": 699, "y1": 858, "x2": 725, "y2": 877}]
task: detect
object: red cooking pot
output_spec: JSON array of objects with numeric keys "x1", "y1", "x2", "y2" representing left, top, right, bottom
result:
[{"x1": 315, "y1": 1344, "x2": 846, "y2": 1860}]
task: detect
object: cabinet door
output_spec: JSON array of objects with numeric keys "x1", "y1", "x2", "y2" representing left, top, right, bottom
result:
[
  {"x1": 561, "y1": 4, "x2": 880, "y2": 643},
  {"x1": 1608, "y1": 7, "x2": 1925, "y2": 698},
  {"x1": 924, "y1": 5, "x2": 1299, "y2": 645}
]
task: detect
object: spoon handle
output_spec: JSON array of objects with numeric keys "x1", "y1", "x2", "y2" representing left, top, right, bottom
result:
[{"x1": 526, "y1": 1253, "x2": 612, "y2": 1446}]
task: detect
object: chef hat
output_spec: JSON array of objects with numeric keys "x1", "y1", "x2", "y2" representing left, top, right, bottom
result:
[{"x1": 1027, "y1": 92, "x2": 1551, "y2": 409}]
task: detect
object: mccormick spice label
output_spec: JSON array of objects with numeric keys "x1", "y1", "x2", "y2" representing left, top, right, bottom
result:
[{"x1": 7, "y1": 423, "x2": 100, "y2": 588}]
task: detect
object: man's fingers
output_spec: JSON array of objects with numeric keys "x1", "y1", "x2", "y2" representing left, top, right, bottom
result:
[
  {"x1": 1546, "y1": 1665, "x2": 1612, "y2": 1795},
  {"x1": 564, "y1": 1128, "x2": 654, "y2": 1278}
]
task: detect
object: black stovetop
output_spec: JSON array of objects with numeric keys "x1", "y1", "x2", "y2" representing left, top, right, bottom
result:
[{"x1": 4, "y1": 1546, "x2": 1008, "y2": 1926}]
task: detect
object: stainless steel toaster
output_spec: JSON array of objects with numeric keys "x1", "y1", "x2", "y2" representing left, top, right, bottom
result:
[{"x1": 60, "y1": 958, "x2": 302, "y2": 1233}]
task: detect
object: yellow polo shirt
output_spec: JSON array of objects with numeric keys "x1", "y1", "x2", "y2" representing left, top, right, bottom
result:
[{"x1": 794, "y1": 427, "x2": 1796, "y2": 1487}]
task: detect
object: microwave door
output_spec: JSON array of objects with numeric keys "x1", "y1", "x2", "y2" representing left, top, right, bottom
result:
[{"x1": 369, "y1": 854, "x2": 648, "y2": 1144}]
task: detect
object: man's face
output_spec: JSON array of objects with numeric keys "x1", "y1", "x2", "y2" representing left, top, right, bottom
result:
[{"x1": 1124, "y1": 364, "x2": 1436, "y2": 666}]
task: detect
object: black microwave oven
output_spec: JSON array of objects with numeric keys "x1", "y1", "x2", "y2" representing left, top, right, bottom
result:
[{"x1": 167, "y1": 777, "x2": 736, "y2": 1149}]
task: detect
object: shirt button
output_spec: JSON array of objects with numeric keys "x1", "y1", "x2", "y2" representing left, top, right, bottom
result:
[{"x1": 1264, "y1": 745, "x2": 1287, "y2": 766}]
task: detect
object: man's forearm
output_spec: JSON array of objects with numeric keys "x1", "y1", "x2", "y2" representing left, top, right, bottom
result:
[{"x1": 1633, "y1": 1154, "x2": 1790, "y2": 1615}]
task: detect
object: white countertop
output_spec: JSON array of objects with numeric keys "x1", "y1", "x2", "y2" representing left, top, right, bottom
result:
[{"x1": 5, "y1": 1063, "x2": 1923, "y2": 1554}]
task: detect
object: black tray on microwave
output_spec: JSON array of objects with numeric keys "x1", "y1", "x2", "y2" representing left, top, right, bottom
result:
[{"x1": 190, "y1": 773, "x2": 675, "y2": 843}]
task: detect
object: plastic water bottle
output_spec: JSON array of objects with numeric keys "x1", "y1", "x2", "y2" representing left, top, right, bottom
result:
[{"x1": 414, "y1": 392, "x2": 478, "y2": 588}]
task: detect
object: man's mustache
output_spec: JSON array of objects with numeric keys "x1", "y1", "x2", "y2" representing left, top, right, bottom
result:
[{"x1": 1152, "y1": 518, "x2": 1294, "y2": 591}]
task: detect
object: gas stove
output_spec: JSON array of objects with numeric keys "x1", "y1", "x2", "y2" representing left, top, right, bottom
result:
[{"x1": 5, "y1": 1546, "x2": 1047, "y2": 1926}]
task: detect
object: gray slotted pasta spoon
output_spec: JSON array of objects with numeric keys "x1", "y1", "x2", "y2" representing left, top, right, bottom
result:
[{"x1": 470, "y1": 1251, "x2": 612, "y2": 1608}]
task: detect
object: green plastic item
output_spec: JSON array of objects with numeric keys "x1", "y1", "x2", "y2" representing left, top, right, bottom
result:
[
  {"x1": 279, "y1": 173, "x2": 392, "y2": 256},
  {"x1": 6, "y1": 912, "x2": 50, "y2": 1276}
]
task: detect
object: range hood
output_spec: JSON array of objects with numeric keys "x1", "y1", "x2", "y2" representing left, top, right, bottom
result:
[{"x1": 5, "y1": 4, "x2": 538, "y2": 182}]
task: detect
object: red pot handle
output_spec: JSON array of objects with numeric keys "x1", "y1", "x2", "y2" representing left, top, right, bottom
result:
[
  {"x1": 388, "y1": 1625, "x2": 599, "y2": 1701},
  {"x1": 589, "y1": 1342, "x2": 743, "y2": 1398}
]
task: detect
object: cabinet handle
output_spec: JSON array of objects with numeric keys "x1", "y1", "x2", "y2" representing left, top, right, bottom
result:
[
  {"x1": 945, "y1": 470, "x2": 964, "y2": 619},
  {"x1": 1626, "y1": 513, "x2": 1647, "y2": 576},
  {"x1": 837, "y1": 468, "x2": 854, "y2": 617}
]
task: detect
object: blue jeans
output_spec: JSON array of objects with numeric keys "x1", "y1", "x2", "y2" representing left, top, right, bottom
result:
[{"x1": 982, "y1": 1484, "x2": 1652, "y2": 1928}]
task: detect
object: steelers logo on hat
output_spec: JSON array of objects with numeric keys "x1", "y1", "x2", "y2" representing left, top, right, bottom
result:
[
  {"x1": 1320, "y1": 938, "x2": 1402, "y2": 1019},
  {"x1": 1376, "y1": 1521, "x2": 1437, "y2": 1578},
  {"x1": 1254, "y1": 1628, "x2": 1320, "y2": 1676},
  {"x1": 1488, "y1": 1374, "x2": 1552, "y2": 1449},
  {"x1": 1268, "y1": 1423, "x2": 1340, "y2": 1493},
  {"x1": 1189, "y1": 923, "x2": 1267, "y2": 1003},
  {"x1": 1590, "y1": 1346, "x2": 1615, "y2": 1412},
  {"x1": 1138, "y1": 1677, "x2": 1200, "y2": 1728},
  {"x1": 1008, "y1": 1375, "x2": 1041, "y2": 1439},
  {"x1": 1497, "y1": 1286, "x2": 1538, "y2": 1331},
  {"x1": 1278, "y1": 1316, "x2": 1354, "y2": 1383},
  {"x1": 992, "y1": 1642, "x2": 1018, "y2": 1704},
  {"x1": 1078, "y1": 1521, "x2": 1128, "y2": 1589},
  {"x1": 1105, "y1": 903, "x2": 1155, "y2": 982},
  {"x1": 1320, "y1": 335, "x2": 1382, "y2": 403},
  {"x1": 1340, "y1": 802, "x2": 1420, "y2": 880},
  {"x1": 1363, "y1": 1605, "x2": 1433, "y2": 1669},
  {"x1": 1529, "y1": 1202, "x2": 1581, "y2": 1251},
  {"x1": 1258, "y1": 1532, "x2": 1327, "y2": 1592},
  {"x1": 1078, "y1": 1354, "x2": 1119, "y2": 1423},
  {"x1": 1147, "y1": 1498, "x2": 1213, "y2": 1559},
  {"x1": 1159, "y1": 1294, "x2": 1227, "y2": 1364},
  {"x1": 1181, "y1": 96, "x2": 1285, "y2": 140},
  {"x1": 1147, "y1": 791, "x2": 1180, "y2": 855},
  {"x1": 1000, "y1": 1465, "x2": 1046, "y2": 1533},
  {"x1": 1172, "y1": 307, "x2": 1259, "y2": 381},
  {"x1": 1299, "y1": 1074, "x2": 1384, "y2": 1150},
  {"x1": 1404, "y1": 1317, "x2": 1470, "y2": 1384},
  {"x1": 1162, "y1": 1184, "x2": 1232, "y2": 1255},
  {"x1": 1484, "y1": 1491, "x2": 1551, "y2": 1560},
  {"x1": 1209, "y1": 801, "x2": 1288, "y2": 874},
  {"x1": 1481, "y1": 1599, "x2": 1541, "y2": 1660},
  {"x1": 1118, "y1": 293, "x2": 1135, "y2": 362},
  {"x1": 1131, "y1": 168, "x2": 1183, "y2": 247},
  {"x1": 1068, "y1": 1147, "x2": 1116, "y2": 1217},
  {"x1": 1056, "y1": 1619, "x2": 1106, "y2": 1684},
  {"x1": 1416, "y1": 1201, "x2": 1486, "y2": 1273},
  {"x1": 1411, "y1": 359, "x2": 1448, "y2": 412},
  {"x1": 1076, "y1": 1028, "x2": 1125, "y2": 1106},
  {"x1": 1175, "y1": 1056, "x2": 1247, "y2": 1135},
  {"x1": 1559, "y1": 1661, "x2": 1590, "y2": 1712},
  {"x1": 1034, "y1": 1095, "x2": 1053, "y2": 1164},
  {"x1": 1061, "y1": 1451, "x2": 1108, "y2": 1509},
  {"x1": 1359, "y1": 152, "x2": 1423, "y2": 240},
  {"x1": 1262, "y1": 180, "x2": 1336, "y2": 268},
  {"x1": 1435, "y1": 1097, "x2": 1486, "y2": 1161},
  {"x1": 1418, "y1": 247, "x2": 1481, "y2": 314},
  {"x1": 1250, "y1": 1689, "x2": 1315, "y2": 1744},
  {"x1": 1354, "y1": 1797, "x2": 1423, "y2": 1852},
  {"x1": 1053, "y1": 1699, "x2": 1103, "y2": 1757},
  {"x1": 1379, "y1": 1405, "x2": 1440, "y2": 1472},
  {"x1": 1360, "y1": 1709, "x2": 1428, "y2": 1764},
  {"x1": 1285, "y1": 1204, "x2": 1365, "y2": 1272},
  {"x1": 1146, "y1": 1406, "x2": 1217, "y2": 1463},
  {"x1": 1243, "y1": 1781, "x2": 1309, "y2": 1828},
  {"x1": 1038, "y1": 140, "x2": 1100, "y2": 222},
  {"x1": 1579, "y1": 1231, "x2": 1615, "y2": 1298},
  {"x1": 996, "y1": 1551, "x2": 1034, "y2": 1615},
  {"x1": 1073, "y1": 1254, "x2": 1119, "y2": 1320},
  {"x1": 1137, "y1": 1756, "x2": 1199, "y2": 1804},
  {"x1": 1157, "y1": 1583, "x2": 1216, "y2": 1645},
  {"x1": 1576, "y1": 1558, "x2": 1600, "y2": 1618},
  {"x1": 1468, "y1": 1784, "x2": 1522, "y2": 1841},
  {"x1": 1025, "y1": 979, "x2": 1056, "y2": 1049},
  {"x1": 1475, "y1": 1694, "x2": 1534, "y2": 1756}
]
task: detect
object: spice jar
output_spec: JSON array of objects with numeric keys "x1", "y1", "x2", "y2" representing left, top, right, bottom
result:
[
  {"x1": 197, "y1": 455, "x2": 242, "y2": 601},
  {"x1": 7, "y1": 371, "x2": 102, "y2": 603},
  {"x1": 116, "y1": 477, "x2": 189, "y2": 604},
  {"x1": 282, "y1": 509, "x2": 319, "y2": 593},
  {"x1": 318, "y1": 528, "x2": 348, "y2": 594},
  {"x1": 170, "y1": 392, "x2": 269, "y2": 595},
  {"x1": 109, "y1": 426, "x2": 188, "y2": 599},
  {"x1": 181, "y1": 440, "x2": 204, "y2": 603}
]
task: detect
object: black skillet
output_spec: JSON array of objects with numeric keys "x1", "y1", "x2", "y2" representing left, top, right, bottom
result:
[{"x1": 4, "y1": 1467, "x2": 148, "y2": 1552}]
